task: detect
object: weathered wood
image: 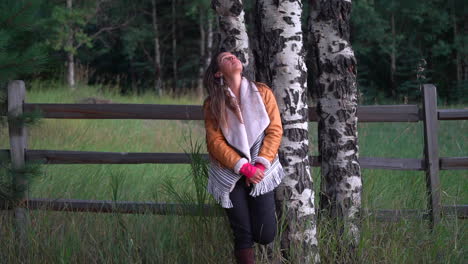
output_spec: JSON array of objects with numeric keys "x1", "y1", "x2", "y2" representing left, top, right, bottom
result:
[
  {"x1": 365, "y1": 209, "x2": 428, "y2": 222},
  {"x1": 0, "y1": 198, "x2": 222, "y2": 216},
  {"x1": 357, "y1": 105, "x2": 421, "y2": 122},
  {"x1": 442, "y1": 205, "x2": 468, "y2": 218},
  {"x1": 422, "y1": 84, "x2": 441, "y2": 226},
  {"x1": 7, "y1": 81, "x2": 29, "y2": 249},
  {"x1": 20, "y1": 149, "x2": 465, "y2": 171},
  {"x1": 1, "y1": 199, "x2": 465, "y2": 220},
  {"x1": 440, "y1": 157, "x2": 468, "y2": 170},
  {"x1": 24, "y1": 150, "x2": 427, "y2": 171},
  {"x1": 358, "y1": 157, "x2": 424, "y2": 170},
  {"x1": 21, "y1": 149, "x2": 429, "y2": 170},
  {"x1": 366, "y1": 205, "x2": 468, "y2": 221},
  {"x1": 438, "y1": 109, "x2": 468, "y2": 120},
  {"x1": 24, "y1": 103, "x2": 204, "y2": 120},
  {"x1": 25, "y1": 150, "x2": 195, "y2": 164},
  {"x1": 22, "y1": 103, "x2": 423, "y2": 123}
]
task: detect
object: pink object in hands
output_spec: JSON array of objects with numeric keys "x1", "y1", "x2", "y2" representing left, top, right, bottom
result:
[
  {"x1": 254, "y1": 163, "x2": 266, "y2": 172},
  {"x1": 240, "y1": 163, "x2": 257, "y2": 178}
]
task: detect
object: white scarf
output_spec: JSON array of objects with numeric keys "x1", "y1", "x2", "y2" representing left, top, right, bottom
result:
[{"x1": 220, "y1": 78, "x2": 270, "y2": 162}]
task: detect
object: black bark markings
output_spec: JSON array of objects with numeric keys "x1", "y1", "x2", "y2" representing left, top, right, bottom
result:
[
  {"x1": 293, "y1": 161, "x2": 312, "y2": 194},
  {"x1": 230, "y1": 1, "x2": 243, "y2": 16},
  {"x1": 315, "y1": 0, "x2": 352, "y2": 40},
  {"x1": 283, "y1": 16, "x2": 294, "y2": 26},
  {"x1": 328, "y1": 128, "x2": 341, "y2": 143},
  {"x1": 284, "y1": 127, "x2": 308, "y2": 142}
]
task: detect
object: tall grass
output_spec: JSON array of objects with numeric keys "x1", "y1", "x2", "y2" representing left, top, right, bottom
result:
[{"x1": 0, "y1": 82, "x2": 466, "y2": 263}]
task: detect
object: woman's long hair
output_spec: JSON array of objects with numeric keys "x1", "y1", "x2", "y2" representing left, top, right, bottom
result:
[{"x1": 203, "y1": 52, "x2": 243, "y2": 130}]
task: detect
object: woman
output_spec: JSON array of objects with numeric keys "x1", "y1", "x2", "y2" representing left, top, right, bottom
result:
[{"x1": 203, "y1": 52, "x2": 285, "y2": 264}]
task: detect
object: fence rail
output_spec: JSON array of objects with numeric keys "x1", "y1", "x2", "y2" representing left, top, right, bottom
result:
[
  {"x1": 1, "y1": 82, "x2": 467, "y2": 236},
  {"x1": 1, "y1": 149, "x2": 466, "y2": 170},
  {"x1": 0, "y1": 199, "x2": 466, "y2": 221},
  {"x1": 22, "y1": 103, "x2": 468, "y2": 122}
]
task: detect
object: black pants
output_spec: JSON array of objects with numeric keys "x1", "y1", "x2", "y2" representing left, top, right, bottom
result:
[{"x1": 225, "y1": 177, "x2": 277, "y2": 250}]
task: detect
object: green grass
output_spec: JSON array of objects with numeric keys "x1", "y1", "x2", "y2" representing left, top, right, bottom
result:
[{"x1": 0, "y1": 82, "x2": 466, "y2": 263}]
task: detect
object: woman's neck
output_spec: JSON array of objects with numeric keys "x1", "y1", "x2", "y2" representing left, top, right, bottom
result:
[{"x1": 225, "y1": 74, "x2": 242, "y2": 98}]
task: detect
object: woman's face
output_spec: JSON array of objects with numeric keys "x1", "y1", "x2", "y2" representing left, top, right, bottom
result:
[{"x1": 215, "y1": 52, "x2": 243, "y2": 78}]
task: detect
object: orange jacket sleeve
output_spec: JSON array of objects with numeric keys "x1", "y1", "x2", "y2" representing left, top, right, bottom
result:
[
  {"x1": 203, "y1": 99, "x2": 245, "y2": 171},
  {"x1": 256, "y1": 83, "x2": 283, "y2": 164}
]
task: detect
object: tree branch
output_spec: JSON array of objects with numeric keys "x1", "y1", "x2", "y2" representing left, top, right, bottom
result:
[{"x1": 140, "y1": 43, "x2": 154, "y2": 65}]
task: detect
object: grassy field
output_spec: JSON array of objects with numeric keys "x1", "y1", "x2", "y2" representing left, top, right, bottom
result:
[{"x1": 0, "y1": 82, "x2": 466, "y2": 263}]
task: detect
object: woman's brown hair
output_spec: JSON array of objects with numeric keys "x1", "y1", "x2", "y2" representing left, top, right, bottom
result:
[{"x1": 203, "y1": 52, "x2": 243, "y2": 130}]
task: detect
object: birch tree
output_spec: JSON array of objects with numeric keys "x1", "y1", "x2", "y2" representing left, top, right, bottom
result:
[
  {"x1": 195, "y1": 0, "x2": 213, "y2": 99},
  {"x1": 66, "y1": 0, "x2": 75, "y2": 88},
  {"x1": 212, "y1": 0, "x2": 255, "y2": 80},
  {"x1": 171, "y1": 0, "x2": 178, "y2": 94},
  {"x1": 151, "y1": 0, "x2": 162, "y2": 96},
  {"x1": 256, "y1": 0, "x2": 319, "y2": 262},
  {"x1": 308, "y1": 0, "x2": 362, "y2": 247},
  {"x1": 47, "y1": 0, "x2": 123, "y2": 89}
]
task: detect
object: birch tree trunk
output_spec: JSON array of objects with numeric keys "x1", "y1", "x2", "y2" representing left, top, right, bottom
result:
[
  {"x1": 211, "y1": 0, "x2": 255, "y2": 80},
  {"x1": 257, "y1": 0, "x2": 319, "y2": 262},
  {"x1": 308, "y1": 0, "x2": 362, "y2": 247},
  {"x1": 151, "y1": 0, "x2": 162, "y2": 96},
  {"x1": 66, "y1": 0, "x2": 75, "y2": 89},
  {"x1": 197, "y1": 9, "x2": 206, "y2": 100},
  {"x1": 206, "y1": 15, "x2": 214, "y2": 68}
]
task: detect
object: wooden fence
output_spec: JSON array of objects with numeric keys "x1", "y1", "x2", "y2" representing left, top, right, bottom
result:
[{"x1": 1, "y1": 81, "x2": 467, "y2": 231}]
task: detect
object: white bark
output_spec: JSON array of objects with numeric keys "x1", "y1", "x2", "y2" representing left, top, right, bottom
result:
[
  {"x1": 206, "y1": 16, "x2": 214, "y2": 67},
  {"x1": 257, "y1": 0, "x2": 318, "y2": 262},
  {"x1": 212, "y1": 0, "x2": 255, "y2": 80},
  {"x1": 309, "y1": 0, "x2": 362, "y2": 247},
  {"x1": 197, "y1": 9, "x2": 206, "y2": 99},
  {"x1": 151, "y1": 0, "x2": 162, "y2": 96},
  {"x1": 67, "y1": 0, "x2": 75, "y2": 89},
  {"x1": 67, "y1": 52, "x2": 75, "y2": 89}
]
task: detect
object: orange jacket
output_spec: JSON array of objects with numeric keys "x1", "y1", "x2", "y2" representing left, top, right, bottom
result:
[{"x1": 203, "y1": 82, "x2": 283, "y2": 172}]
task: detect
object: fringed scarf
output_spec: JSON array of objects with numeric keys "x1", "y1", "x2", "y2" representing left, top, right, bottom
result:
[{"x1": 207, "y1": 78, "x2": 285, "y2": 208}]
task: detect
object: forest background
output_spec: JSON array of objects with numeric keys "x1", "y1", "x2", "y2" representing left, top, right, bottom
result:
[
  {"x1": 0, "y1": 0, "x2": 467, "y2": 263},
  {"x1": 5, "y1": 0, "x2": 468, "y2": 104}
]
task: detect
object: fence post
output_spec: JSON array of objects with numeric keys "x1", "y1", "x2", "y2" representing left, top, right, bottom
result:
[
  {"x1": 7, "y1": 80, "x2": 29, "y2": 250},
  {"x1": 422, "y1": 84, "x2": 441, "y2": 226}
]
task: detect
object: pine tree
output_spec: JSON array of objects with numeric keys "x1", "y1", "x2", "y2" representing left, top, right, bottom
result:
[
  {"x1": 0, "y1": 0, "x2": 47, "y2": 84},
  {"x1": 0, "y1": 0, "x2": 47, "y2": 252}
]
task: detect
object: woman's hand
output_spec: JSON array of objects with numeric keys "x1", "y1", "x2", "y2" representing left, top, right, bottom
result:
[
  {"x1": 245, "y1": 169, "x2": 264, "y2": 186},
  {"x1": 240, "y1": 163, "x2": 265, "y2": 186}
]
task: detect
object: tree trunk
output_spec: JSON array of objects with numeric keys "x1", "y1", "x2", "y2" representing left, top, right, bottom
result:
[
  {"x1": 212, "y1": 0, "x2": 255, "y2": 80},
  {"x1": 257, "y1": 0, "x2": 319, "y2": 262},
  {"x1": 67, "y1": 51, "x2": 75, "y2": 89},
  {"x1": 151, "y1": 0, "x2": 162, "y2": 96},
  {"x1": 309, "y1": 0, "x2": 362, "y2": 249},
  {"x1": 172, "y1": 0, "x2": 178, "y2": 95},
  {"x1": 390, "y1": 12, "x2": 397, "y2": 98},
  {"x1": 453, "y1": 13, "x2": 461, "y2": 83},
  {"x1": 206, "y1": 15, "x2": 214, "y2": 69},
  {"x1": 462, "y1": 18, "x2": 468, "y2": 82},
  {"x1": 197, "y1": 9, "x2": 206, "y2": 100},
  {"x1": 66, "y1": 0, "x2": 75, "y2": 89}
]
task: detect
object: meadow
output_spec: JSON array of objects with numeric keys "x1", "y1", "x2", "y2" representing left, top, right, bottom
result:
[{"x1": 0, "y1": 82, "x2": 466, "y2": 263}]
